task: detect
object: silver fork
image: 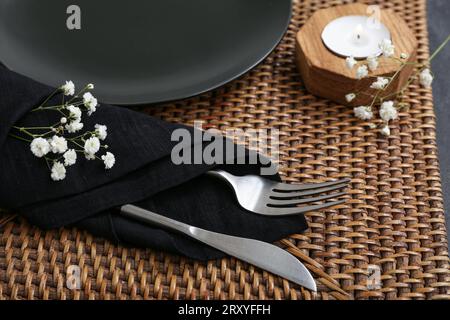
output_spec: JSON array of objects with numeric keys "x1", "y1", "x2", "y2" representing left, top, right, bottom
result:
[{"x1": 206, "y1": 169, "x2": 349, "y2": 216}]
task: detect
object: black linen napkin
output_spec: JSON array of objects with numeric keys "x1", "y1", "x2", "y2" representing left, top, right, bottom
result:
[{"x1": 0, "y1": 66, "x2": 308, "y2": 260}]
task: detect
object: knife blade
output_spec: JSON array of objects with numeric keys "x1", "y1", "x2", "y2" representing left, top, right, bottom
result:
[{"x1": 120, "y1": 204, "x2": 316, "y2": 291}]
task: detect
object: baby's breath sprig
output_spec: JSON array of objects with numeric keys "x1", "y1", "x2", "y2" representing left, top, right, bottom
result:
[
  {"x1": 346, "y1": 34, "x2": 450, "y2": 136},
  {"x1": 9, "y1": 81, "x2": 115, "y2": 181}
]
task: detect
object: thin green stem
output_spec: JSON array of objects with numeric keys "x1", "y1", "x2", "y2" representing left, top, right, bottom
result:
[
  {"x1": 56, "y1": 108, "x2": 68, "y2": 118},
  {"x1": 34, "y1": 88, "x2": 60, "y2": 110},
  {"x1": 67, "y1": 85, "x2": 90, "y2": 104},
  {"x1": 44, "y1": 157, "x2": 53, "y2": 171},
  {"x1": 13, "y1": 126, "x2": 53, "y2": 130},
  {"x1": 15, "y1": 128, "x2": 36, "y2": 138},
  {"x1": 369, "y1": 62, "x2": 407, "y2": 107},
  {"x1": 429, "y1": 34, "x2": 450, "y2": 62},
  {"x1": 70, "y1": 140, "x2": 85, "y2": 150},
  {"x1": 355, "y1": 90, "x2": 376, "y2": 98},
  {"x1": 8, "y1": 133, "x2": 31, "y2": 143},
  {"x1": 74, "y1": 149, "x2": 101, "y2": 161},
  {"x1": 35, "y1": 131, "x2": 55, "y2": 138},
  {"x1": 31, "y1": 105, "x2": 63, "y2": 112},
  {"x1": 71, "y1": 132, "x2": 91, "y2": 140},
  {"x1": 380, "y1": 64, "x2": 428, "y2": 101}
]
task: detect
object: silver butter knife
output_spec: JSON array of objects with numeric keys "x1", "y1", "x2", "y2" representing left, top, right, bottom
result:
[{"x1": 120, "y1": 204, "x2": 316, "y2": 291}]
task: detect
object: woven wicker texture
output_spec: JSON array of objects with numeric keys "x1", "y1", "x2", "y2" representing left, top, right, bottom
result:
[{"x1": 1, "y1": 0, "x2": 449, "y2": 300}]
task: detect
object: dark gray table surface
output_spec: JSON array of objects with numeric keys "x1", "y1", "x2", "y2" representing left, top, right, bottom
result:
[{"x1": 428, "y1": 0, "x2": 450, "y2": 239}]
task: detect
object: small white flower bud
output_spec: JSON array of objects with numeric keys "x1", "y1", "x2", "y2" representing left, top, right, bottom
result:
[
  {"x1": 380, "y1": 125, "x2": 390, "y2": 136},
  {"x1": 354, "y1": 106, "x2": 373, "y2": 120},
  {"x1": 346, "y1": 56, "x2": 357, "y2": 69},
  {"x1": 419, "y1": 68, "x2": 433, "y2": 88},
  {"x1": 379, "y1": 101, "x2": 398, "y2": 121},
  {"x1": 367, "y1": 55, "x2": 378, "y2": 71},
  {"x1": 356, "y1": 65, "x2": 368, "y2": 79},
  {"x1": 345, "y1": 93, "x2": 356, "y2": 103},
  {"x1": 60, "y1": 117, "x2": 67, "y2": 124}
]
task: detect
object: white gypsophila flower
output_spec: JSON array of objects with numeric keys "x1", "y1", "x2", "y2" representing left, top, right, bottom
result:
[
  {"x1": 83, "y1": 92, "x2": 98, "y2": 116},
  {"x1": 66, "y1": 105, "x2": 82, "y2": 122},
  {"x1": 101, "y1": 152, "x2": 116, "y2": 169},
  {"x1": 419, "y1": 68, "x2": 433, "y2": 88},
  {"x1": 30, "y1": 137, "x2": 50, "y2": 158},
  {"x1": 84, "y1": 136, "x2": 100, "y2": 156},
  {"x1": 85, "y1": 153, "x2": 96, "y2": 160},
  {"x1": 61, "y1": 80, "x2": 75, "y2": 96},
  {"x1": 50, "y1": 161, "x2": 66, "y2": 181},
  {"x1": 356, "y1": 65, "x2": 368, "y2": 79},
  {"x1": 368, "y1": 123, "x2": 377, "y2": 129},
  {"x1": 63, "y1": 149, "x2": 77, "y2": 167},
  {"x1": 370, "y1": 77, "x2": 389, "y2": 90},
  {"x1": 65, "y1": 120, "x2": 84, "y2": 133},
  {"x1": 380, "y1": 125, "x2": 391, "y2": 136},
  {"x1": 353, "y1": 106, "x2": 373, "y2": 120},
  {"x1": 379, "y1": 39, "x2": 395, "y2": 57},
  {"x1": 87, "y1": 83, "x2": 94, "y2": 90},
  {"x1": 379, "y1": 101, "x2": 398, "y2": 121},
  {"x1": 49, "y1": 135, "x2": 68, "y2": 154},
  {"x1": 400, "y1": 52, "x2": 408, "y2": 59},
  {"x1": 345, "y1": 93, "x2": 356, "y2": 102},
  {"x1": 346, "y1": 56, "x2": 357, "y2": 69},
  {"x1": 367, "y1": 55, "x2": 379, "y2": 71},
  {"x1": 60, "y1": 117, "x2": 67, "y2": 124},
  {"x1": 94, "y1": 124, "x2": 108, "y2": 140}
]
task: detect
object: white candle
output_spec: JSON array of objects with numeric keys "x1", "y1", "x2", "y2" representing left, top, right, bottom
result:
[{"x1": 321, "y1": 15, "x2": 391, "y2": 59}]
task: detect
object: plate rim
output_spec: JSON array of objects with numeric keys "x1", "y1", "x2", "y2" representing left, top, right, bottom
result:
[
  {"x1": 0, "y1": 0, "x2": 292, "y2": 106},
  {"x1": 118, "y1": 0, "x2": 292, "y2": 106}
]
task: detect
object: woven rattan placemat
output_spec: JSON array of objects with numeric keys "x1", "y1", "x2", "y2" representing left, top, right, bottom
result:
[{"x1": 1, "y1": 0, "x2": 449, "y2": 300}]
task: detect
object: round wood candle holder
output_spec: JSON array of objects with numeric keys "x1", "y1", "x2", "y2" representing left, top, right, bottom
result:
[{"x1": 295, "y1": 3, "x2": 418, "y2": 106}]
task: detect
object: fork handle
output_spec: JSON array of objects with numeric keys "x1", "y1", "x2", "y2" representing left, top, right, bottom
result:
[
  {"x1": 205, "y1": 169, "x2": 238, "y2": 188},
  {"x1": 205, "y1": 169, "x2": 234, "y2": 179}
]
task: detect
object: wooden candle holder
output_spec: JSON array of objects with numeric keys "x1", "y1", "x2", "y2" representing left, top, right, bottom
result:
[{"x1": 295, "y1": 3, "x2": 418, "y2": 106}]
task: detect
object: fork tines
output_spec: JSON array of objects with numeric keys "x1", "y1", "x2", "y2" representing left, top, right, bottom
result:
[{"x1": 264, "y1": 178, "x2": 350, "y2": 216}]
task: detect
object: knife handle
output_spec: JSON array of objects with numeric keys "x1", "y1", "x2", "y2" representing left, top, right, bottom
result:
[
  {"x1": 120, "y1": 204, "x2": 193, "y2": 235},
  {"x1": 120, "y1": 204, "x2": 267, "y2": 257},
  {"x1": 120, "y1": 204, "x2": 239, "y2": 252},
  {"x1": 119, "y1": 204, "x2": 316, "y2": 291},
  {"x1": 119, "y1": 204, "x2": 262, "y2": 260},
  {"x1": 120, "y1": 203, "x2": 287, "y2": 267}
]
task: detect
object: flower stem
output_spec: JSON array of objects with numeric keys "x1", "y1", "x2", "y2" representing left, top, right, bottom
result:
[
  {"x1": 31, "y1": 105, "x2": 62, "y2": 112},
  {"x1": 44, "y1": 157, "x2": 53, "y2": 170},
  {"x1": 70, "y1": 140, "x2": 85, "y2": 150},
  {"x1": 8, "y1": 133, "x2": 31, "y2": 142},
  {"x1": 13, "y1": 126, "x2": 53, "y2": 130},
  {"x1": 33, "y1": 88, "x2": 60, "y2": 110},
  {"x1": 370, "y1": 62, "x2": 407, "y2": 107},
  {"x1": 429, "y1": 34, "x2": 450, "y2": 62},
  {"x1": 67, "y1": 85, "x2": 89, "y2": 104},
  {"x1": 71, "y1": 132, "x2": 90, "y2": 140}
]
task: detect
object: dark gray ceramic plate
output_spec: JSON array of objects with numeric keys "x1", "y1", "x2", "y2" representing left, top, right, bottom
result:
[{"x1": 0, "y1": 0, "x2": 291, "y2": 105}]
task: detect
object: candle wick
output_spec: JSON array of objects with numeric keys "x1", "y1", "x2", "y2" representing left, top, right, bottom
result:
[{"x1": 357, "y1": 34, "x2": 360, "y2": 40}]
